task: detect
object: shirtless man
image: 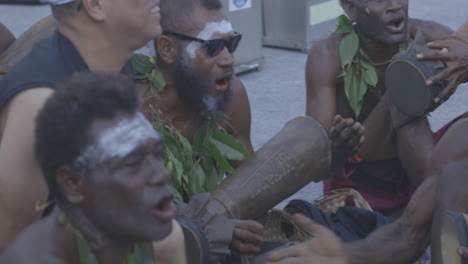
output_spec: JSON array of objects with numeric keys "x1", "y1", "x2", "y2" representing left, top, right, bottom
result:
[
  {"x1": 0, "y1": 0, "x2": 162, "y2": 251},
  {"x1": 265, "y1": 111, "x2": 468, "y2": 264},
  {"x1": 264, "y1": 20, "x2": 468, "y2": 264},
  {"x1": 145, "y1": 0, "x2": 263, "y2": 259},
  {"x1": 0, "y1": 72, "x2": 186, "y2": 264},
  {"x1": 306, "y1": 0, "x2": 452, "y2": 216},
  {"x1": 149, "y1": 0, "x2": 253, "y2": 152}
]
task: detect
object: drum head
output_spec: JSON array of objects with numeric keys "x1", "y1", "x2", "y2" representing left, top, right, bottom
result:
[{"x1": 386, "y1": 58, "x2": 431, "y2": 117}]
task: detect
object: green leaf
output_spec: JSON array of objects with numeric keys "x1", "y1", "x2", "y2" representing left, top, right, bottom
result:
[
  {"x1": 359, "y1": 56, "x2": 374, "y2": 70},
  {"x1": 205, "y1": 140, "x2": 237, "y2": 174},
  {"x1": 72, "y1": 227, "x2": 98, "y2": 264},
  {"x1": 205, "y1": 166, "x2": 220, "y2": 191},
  {"x1": 358, "y1": 77, "x2": 369, "y2": 104},
  {"x1": 344, "y1": 67, "x2": 353, "y2": 99},
  {"x1": 132, "y1": 54, "x2": 154, "y2": 79},
  {"x1": 128, "y1": 243, "x2": 153, "y2": 264},
  {"x1": 208, "y1": 137, "x2": 244, "y2": 161},
  {"x1": 339, "y1": 31, "x2": 359, "y2": 68},
  {"x1": 337, "y1": 14, "x2": 352, "y2": 25},
  {"x1": 211, "y1": 130, "x2": 250, "y2": 158},
  {"x1": 335, "y1": 23, "x2": 354, "y2": 34},
  {"x1": 362, "y1": 67, "x2": 378, "y2": 87},
  {"x1": 150, "y1": 70, "x2": 167, "y2": 92},
  {"x1": 190, "y1": 164, "x2": 206, "y2": 195},
  {"x1": 178, "y1": 135, "x2": 193, "y2": 162}
]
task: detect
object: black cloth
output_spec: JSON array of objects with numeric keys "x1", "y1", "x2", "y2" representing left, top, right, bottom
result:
[
  {"x1": 0, "y1": 30, "x2": 134, "y2": 111},
  {"x1": 285, "y1": 199, "x2": 389, "y2": 242}
]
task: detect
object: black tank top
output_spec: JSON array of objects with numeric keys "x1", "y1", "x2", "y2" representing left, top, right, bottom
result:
[{"x1": 0, "y1": 30, "x2": 134, "y2": 110}]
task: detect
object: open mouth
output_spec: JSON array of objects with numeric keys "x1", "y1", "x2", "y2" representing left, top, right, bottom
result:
[
  {"x1": 386, "y1": 17, "x2": 406, "y2": 33},
  {"x1": 215, "y1": 77, "x2": 230, "y2": 92},
  {"x1": 151, "y1": 194, "x2": 175, "y2": 222}
]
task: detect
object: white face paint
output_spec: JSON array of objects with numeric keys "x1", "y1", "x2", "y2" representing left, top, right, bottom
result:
[
  {"x1": 186, "y1": 20, "x2": 233, "y2": 58},
  {"x1": 74, "y1": 113, "x2": 160, "y2": 172}
]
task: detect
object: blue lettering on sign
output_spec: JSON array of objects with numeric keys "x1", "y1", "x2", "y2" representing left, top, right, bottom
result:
[{"x1": 233, "y1": 0, "x2": 247, "y2": 8}]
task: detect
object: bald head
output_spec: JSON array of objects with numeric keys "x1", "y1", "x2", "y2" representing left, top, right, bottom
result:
[{"x1": 160, "y1": 0, "x2": 222, "y2": 33}]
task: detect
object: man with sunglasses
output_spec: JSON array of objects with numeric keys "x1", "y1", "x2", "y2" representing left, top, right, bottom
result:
[
  {"x1": 143, "y1": 0, "x2": 263, "y2": 261},
  {"x1": 152, "y1": 0, "x2": 252, "y2": 152}
]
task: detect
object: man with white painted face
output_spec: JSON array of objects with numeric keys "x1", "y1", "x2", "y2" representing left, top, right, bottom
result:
[
  {"x1": 0, "y1": 72, "x2": 187, "y2": 264},
  {"x1": 149, "y1": 0, "x2": 253, "y2": 152},
  {"x1": 304, "y1": 0, "x2": 453, "y2": 220},
  {"x1": 143, "y1": 0, "x2": 264, "y2": 261},
  {"x1": 0, "y1": 0, "x2": 162, "y2": 251}
]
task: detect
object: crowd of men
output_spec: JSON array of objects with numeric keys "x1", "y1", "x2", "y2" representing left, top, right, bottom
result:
[{"x1": 0, "y1": 0, "x2": 467, "y2": 263}]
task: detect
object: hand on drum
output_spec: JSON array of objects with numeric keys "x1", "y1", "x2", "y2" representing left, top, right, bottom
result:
[
  {"x1": 417, "y1": 37, "x2": 468, "y2": 104},
  {"x1": 265, "y1": 214, "x2": 347, "y2": 264}
]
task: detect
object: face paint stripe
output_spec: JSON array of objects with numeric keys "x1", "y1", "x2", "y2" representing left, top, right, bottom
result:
[
  {"x1": 74, "y1": 113, "x2": 160, "y2": 172},
  {"x1": 186, "y1": 20, "x2": 233, "y2": 58}
]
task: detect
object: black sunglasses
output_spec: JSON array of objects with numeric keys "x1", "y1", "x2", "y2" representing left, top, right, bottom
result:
[{"x1": 163, "y1": 31, "x2": 242, "y2": 57}]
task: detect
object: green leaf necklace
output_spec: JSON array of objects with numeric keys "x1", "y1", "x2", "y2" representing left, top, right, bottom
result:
[
  {"x1": 336, "y1": 15, "x2": 409, "y2": 118},
  {"x1": 336, "y1": 15, "x2": 379, "y2": 118},
  {"x1": 132, "y1": 55, "x2": 250, "y2": 204},
  {"x1": 57, "y1": 211, "x2": 153, "y2": 264}
]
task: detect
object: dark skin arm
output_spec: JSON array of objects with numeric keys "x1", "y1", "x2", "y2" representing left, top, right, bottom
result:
[
  {"x1": 392, "y1": 20, "x2": 453, "y2": 185},
  {"x1": 305, "y1": 36, "x2": 365, "y2": 177},
  {"x1": 224, "y1": 75, "x2": 254, "y2": 156}
]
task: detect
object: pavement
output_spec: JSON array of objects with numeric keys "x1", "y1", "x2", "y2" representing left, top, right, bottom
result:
[{"x1": 1, "y1": 1, "x2": 467, "y2": 208}]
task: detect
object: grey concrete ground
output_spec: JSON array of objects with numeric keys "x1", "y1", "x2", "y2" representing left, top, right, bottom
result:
[{"x1": 0, "y1": 1, "x2": 467, "y2": 209}]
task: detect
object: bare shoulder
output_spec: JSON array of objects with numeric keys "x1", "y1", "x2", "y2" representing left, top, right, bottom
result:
[
  {"x1": 0, "y1": 87, "x2": 54, "y2": 140},
  {"x1": 307, "y1": 34, "x2": 342, "y2": 67},
  {"x1": 305, "y1": 34, "x2": 343, "y2": 89},
  {"x1": 408, "y1": 18, "x2": 453, "y2": 42},
  {"x1": 224, "y1": 76, "x2": 253, "y2": 153},
  {"x1": 0, "y1": 216, "x2": 65, "y2": 264}
]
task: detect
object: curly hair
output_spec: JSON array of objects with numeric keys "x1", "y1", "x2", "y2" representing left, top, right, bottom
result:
[{"x1": 35, "y1": 72, "x2": 140, "y2": 201}]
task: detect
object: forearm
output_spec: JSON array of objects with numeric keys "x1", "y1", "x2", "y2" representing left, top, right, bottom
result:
[
  {"x1": 345, "y1": 221, "x2": 430, "y2": 264},
  {"x1": 358, "y1": 98, "x2": 393, "y2": 160},
  {"x1": 396, "y1": 116, "x2": 435, "y2": 185},
  {"x1": 345, "y1": 177, "x2": 435, "y2": 264}
]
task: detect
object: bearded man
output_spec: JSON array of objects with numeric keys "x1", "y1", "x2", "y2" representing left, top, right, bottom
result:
[
  {"x1": 136, "y1": 0, "x2": 264, "y2": 260},
  {"x1": 305, "y1": 0, "x2": 453, "y2": 218}
]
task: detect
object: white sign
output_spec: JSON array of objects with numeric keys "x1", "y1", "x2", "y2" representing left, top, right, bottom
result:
[{"x1": 229, "y1": 0, "x2": 252, "y2": 12}]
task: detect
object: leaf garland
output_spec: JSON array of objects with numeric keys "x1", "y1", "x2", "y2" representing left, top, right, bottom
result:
[
  {"x1": 132, "y1": 54, "x2": 250, "y2": 204},
  {"x1": 335, "y1": 15, "x2": 379, "y2": 118}
]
